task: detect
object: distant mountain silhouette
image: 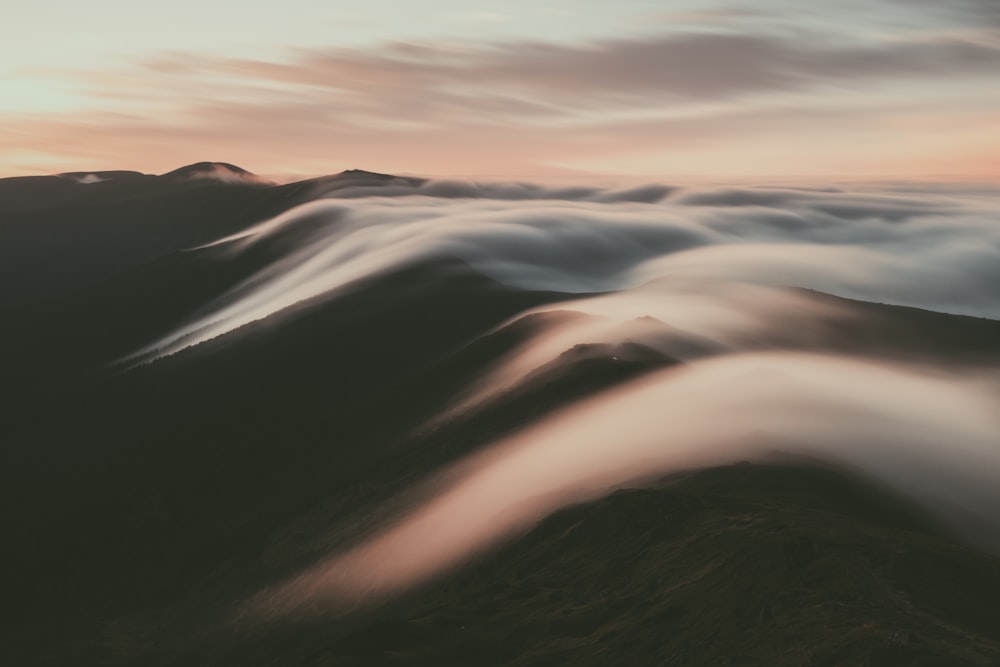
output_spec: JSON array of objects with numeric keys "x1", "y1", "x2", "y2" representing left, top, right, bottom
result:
[{"x1": 159, "y1": 161, "x2": 273, "y2": 185}]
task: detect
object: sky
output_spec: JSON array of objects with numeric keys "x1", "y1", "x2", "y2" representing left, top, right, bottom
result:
[{"x1": 2, "y1": 0, "x2": 998, "y2": 180}]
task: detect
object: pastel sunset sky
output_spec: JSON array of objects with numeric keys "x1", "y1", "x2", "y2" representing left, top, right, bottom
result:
[{"x1": 3, "y1": 0, "x2": 998, "y2": 180}]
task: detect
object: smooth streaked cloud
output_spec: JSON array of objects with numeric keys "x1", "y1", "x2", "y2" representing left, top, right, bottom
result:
[
  {"x1": 127, "y1": 180, "x2": 1000, "y2": 361},
  {"x1": 3, "y1": 2, "x2": 999, "y2": 178},
  {"x1": 268, "y1": 353, "x2": 1000, "y2": 606},
  {"x1": 48, "y1": 30, "x2": 1000, "y2": 114}
]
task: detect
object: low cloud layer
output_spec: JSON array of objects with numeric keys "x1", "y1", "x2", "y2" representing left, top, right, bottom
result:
[
  {"x1": 134, "y1": 180, "x2": 1000, "y2": 360},
  {"x1": 115, "y1": 176, "x2": 1000, "y2": 614},
  {"x1": 270, "y1": 353, "x2": 1000, "y2": 607}
]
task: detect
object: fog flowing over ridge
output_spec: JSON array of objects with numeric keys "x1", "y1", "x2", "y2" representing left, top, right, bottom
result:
[
  {"x1": 5, "y1": 165, "x2": 1000, "y2": 663},
  {"x1": 133, "y1": 179, "x2": 1000, "y2": 361},
  {"x1": 273, "y1": 353, "x2": 1000, "y2": 607},
  {"x1": 153, "y1": 176, "x2": 998, "y2": 611}
]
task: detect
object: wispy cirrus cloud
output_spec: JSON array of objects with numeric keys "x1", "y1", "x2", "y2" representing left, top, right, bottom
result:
[{"x1": 4, "y1": 9, "x2": 999, "y2": 179}]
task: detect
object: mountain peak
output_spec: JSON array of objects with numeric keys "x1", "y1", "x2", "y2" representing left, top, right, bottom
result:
[
  {"x1": 337, "y1": 168, "x2": 397, "y2": 178},
  {"x1": 160, "y1": 162, "x2": 272, "y2": 185}
]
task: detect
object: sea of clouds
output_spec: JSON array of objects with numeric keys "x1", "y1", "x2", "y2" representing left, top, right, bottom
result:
[
  {"x1": 133, "y1": 178, "x2": 1000, "y2": 610},
  {"x1": 140, "y1": 179, "x2": 1000, "y2": 359}
]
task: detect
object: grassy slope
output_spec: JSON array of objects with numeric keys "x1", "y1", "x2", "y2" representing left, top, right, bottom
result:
[{"x1": 323, "y1": 463, "x2": 1000, "y2": 667}]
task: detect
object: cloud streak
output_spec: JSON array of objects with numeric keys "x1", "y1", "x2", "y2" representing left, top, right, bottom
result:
[
  {"x1": 5, "y1": 15, "x2": 1000, "y2": 178},
  {"x1": 131, "y1": 180, "x2": 1000, "y2": 360},
  {"x1": 269, "y1": 353, "x2": 1000, "y2": 607}
]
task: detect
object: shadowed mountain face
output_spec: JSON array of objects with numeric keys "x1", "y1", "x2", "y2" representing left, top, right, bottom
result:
[{"x1": 2, "y1": 164, "x2": 1000, "y2": 666}]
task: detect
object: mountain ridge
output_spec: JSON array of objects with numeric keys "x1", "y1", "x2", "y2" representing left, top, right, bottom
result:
[{"x1": 2, "y1": 164, "x2": 1000, "y2": 665}]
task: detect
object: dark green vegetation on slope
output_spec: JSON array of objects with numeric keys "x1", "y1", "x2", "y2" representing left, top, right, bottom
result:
[{"x1": 323, "y1": 463, "x2": 1000, "y2": 667}]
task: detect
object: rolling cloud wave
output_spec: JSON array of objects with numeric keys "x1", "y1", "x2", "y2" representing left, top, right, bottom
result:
[
  {"x1": 270, "y1": 353, "x2": 1000, "y2": 608},
  {"x1": 135, "y1": 181, "x2": 1000, "y2": 360},
  {"x1": 153, "y1": 178, "x2": 1000, "y2": 613}
]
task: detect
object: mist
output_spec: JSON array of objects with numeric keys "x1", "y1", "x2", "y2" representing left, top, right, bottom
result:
[
  {"x1": 270, "y1": 353, "x2": 1000, "y2": 609},
  {"x1": 132, "y1": 180, "x2": 1000, "y2": 360},
  {"x1": 108, "y1": 175, "x2": 1000, "y2": 617}
]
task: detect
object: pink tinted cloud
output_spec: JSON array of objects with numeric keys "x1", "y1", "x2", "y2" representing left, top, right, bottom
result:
[
  {"x1": 3, "y1": 31, "x2": 999, "y2": 178},
  {"x1": 263, "y1": 353, "x2": 1000, "y2": 610}
]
